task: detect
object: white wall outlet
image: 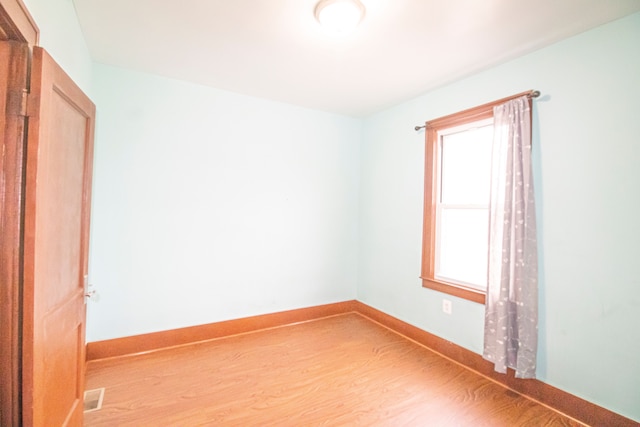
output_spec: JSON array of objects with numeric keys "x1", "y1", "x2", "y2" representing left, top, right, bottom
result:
[{"x1": 442, "y1": 299, "x2": 452, "y2": 315}]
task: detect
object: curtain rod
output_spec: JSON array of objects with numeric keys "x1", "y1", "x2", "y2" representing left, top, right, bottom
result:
[{"x1": 414, "y1": 90, "x2": 541, "y2": 131}]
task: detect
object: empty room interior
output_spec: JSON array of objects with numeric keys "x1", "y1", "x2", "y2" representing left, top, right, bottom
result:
[{"x1": 3, "y1": 0, "x2": 640, "y2": 425}]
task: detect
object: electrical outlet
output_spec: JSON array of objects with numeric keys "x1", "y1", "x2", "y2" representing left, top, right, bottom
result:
[{"x1": 442, "y1": 299, "x2": 452, "y2": 315}]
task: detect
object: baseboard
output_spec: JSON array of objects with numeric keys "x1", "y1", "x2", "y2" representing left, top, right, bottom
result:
[
  {"x1": 351, "y1": 301, "x2": 637, "y2": 427},
  {"x1": 86, "y1": 300, "x2": 358, "y2": 361},
  {"x1": 85, "y1": 300, "x2": 637, "y2": 426}
]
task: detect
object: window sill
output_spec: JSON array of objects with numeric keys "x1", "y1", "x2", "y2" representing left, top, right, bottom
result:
[{"x1": 421, "y1": 278, "x2": 486, "y2": 304}]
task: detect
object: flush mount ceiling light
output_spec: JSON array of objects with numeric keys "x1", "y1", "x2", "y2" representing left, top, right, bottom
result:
[{"x1": 314, "y1": 0, "x2": 365, "y2": 35}]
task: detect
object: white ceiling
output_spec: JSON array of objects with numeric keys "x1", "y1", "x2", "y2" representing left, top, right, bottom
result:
[{"x1": 72, "y1": 0, "x2": 640, "y2": 117}]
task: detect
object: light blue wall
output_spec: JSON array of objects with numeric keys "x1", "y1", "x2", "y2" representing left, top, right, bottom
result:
[
  {"x1": 87, "y1": 63, "x2": 361, "y2": 342},
  {"x1": 20, "y1": 0, "x2": 640, "y2": 420},
  {"x1": 22, "y1": 0, "x2": 93, "y2": 95},
  {"x1": 358, "y1": 12, "x2": 640, "y2": 421}
]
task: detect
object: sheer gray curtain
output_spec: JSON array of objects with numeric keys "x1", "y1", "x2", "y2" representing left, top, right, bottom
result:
[{"x1": 483, "y1": 96, "x2": 538, "y2": 379}]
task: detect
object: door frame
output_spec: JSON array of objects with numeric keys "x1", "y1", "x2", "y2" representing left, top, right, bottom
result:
[
  {"x1": 0, "y1": 0, "x2": 38, "y2": 45},
  {"x1": 0, "y1": 1, "x2": 37, "y2": 426}
]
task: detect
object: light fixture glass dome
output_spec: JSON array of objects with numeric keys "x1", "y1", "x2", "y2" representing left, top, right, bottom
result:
[{"x1": 315, "y1": 0, "x2": 365, "y2": 35}]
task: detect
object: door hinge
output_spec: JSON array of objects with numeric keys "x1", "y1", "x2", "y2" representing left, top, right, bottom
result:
[{"x1": 19, "y1": 89, "x2": 29, "y2": 117}]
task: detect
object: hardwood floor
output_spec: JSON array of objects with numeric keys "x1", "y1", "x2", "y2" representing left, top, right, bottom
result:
[{"x1": 85, "y1": 313, "x2": 582, "y2": 426}]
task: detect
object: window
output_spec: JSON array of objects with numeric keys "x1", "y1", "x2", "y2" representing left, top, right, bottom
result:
[
  {"x1": 435, "y1": 119, "x2": 492, "y2": 290},
  {"x1": 421, "y1": 100, "x2": 504, "y2": 304}
]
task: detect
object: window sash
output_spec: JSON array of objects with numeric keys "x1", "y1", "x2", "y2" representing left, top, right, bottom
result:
[
  {"x1": 434, "y1": 204, "x2": 488, "y2": 291},
  {"x1": 432, "y1": 119, "x2": 491, "y2": 291}
]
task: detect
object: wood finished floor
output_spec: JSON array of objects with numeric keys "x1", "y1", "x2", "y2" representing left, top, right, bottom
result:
[{"x1": 84, "y1": 313, "x2": 582, "y2": 426}]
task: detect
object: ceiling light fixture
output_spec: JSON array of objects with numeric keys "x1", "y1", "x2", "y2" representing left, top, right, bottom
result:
[{"x1": 314, "y1": 0, "x2": 365, "y2": 35}]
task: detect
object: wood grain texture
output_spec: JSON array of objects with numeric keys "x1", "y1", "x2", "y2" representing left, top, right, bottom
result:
[
  {"x1": 354, "y1": 302, "x2": 638, "y2": 427},
  {"x1": 85, "y1": 314, "x2": 582, "y2": 426},
  {"x1": 0, "y1": 3, "x2": 37, "y2": 425},
  {"x1": 22, "y1": 47, "x2": 95, "y2": 427},
  {"x1": 0, "y1": 39, "x2": 28, "y2": 427},
  {"x1": 0, "y1": 0, "x2": 38, "y2": 45},
  {"x1": 86, "y1": 301, "x2": 638, "y2": 426},
  {"x1": 86, "y1": 301, "x2": 359, "y2": 361}
]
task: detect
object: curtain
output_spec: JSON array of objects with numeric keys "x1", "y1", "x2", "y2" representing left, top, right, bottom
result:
[{"x1": 483, "y1": 96, "x2": 538, "y2": 379}]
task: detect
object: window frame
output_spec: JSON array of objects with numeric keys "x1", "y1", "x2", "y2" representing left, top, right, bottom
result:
[
  {"x1": 422, "y1": 107, "x2": 492, "y2": 304},
  {"x1": 421, "y1": 93, "x2": 532, "y2": 304}
]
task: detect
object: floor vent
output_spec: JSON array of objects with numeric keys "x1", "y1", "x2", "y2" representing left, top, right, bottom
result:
[{"x1": 84, "y1": 388, "x2": 105, "y2": 412}]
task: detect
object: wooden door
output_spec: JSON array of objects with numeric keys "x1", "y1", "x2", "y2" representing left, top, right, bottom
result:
[{"x1": 22, "y1": 46, "x2": 95, "y2": 427}]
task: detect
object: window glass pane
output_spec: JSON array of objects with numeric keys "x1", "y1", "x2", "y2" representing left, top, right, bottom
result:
[
  {"x1": 436, "y1": 207, "x2": 488, "y2": 289},
  {"x1": 440, "y1": 125, "x2": 493, "y2": 204}
]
